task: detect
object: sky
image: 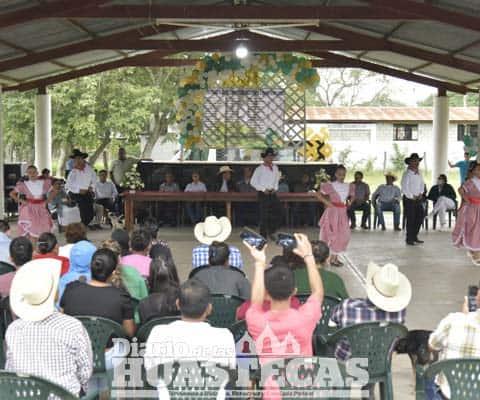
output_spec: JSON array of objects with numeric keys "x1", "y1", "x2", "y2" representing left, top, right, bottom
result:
[{"x1": 387, "y1": 77, "x2": 437, "y2": 106}]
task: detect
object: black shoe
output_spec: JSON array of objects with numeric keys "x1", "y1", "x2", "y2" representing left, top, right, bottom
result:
[
  {"x1": 394, "y1": 226, "x2": 402, "y2": 231},
  {"x1": 361, "y1": 224, "x2": 369, "y2": 230},
  {"x1": 381, "y1": 225, "x2": 386, "y2": 231},
  {"x1": 350, "y1": 225, "x2": 356, "y2": 230},
  {"x1": 415, "y1": 239, "x2": 424, "y2": 244},
  {"x1": 406, "y1": 241, "x2": 416, "y2": 246}
]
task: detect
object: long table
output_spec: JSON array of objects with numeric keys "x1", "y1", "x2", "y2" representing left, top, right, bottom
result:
[{"x1": 122, "y1": 191, "x2": 319, "y2": 230}]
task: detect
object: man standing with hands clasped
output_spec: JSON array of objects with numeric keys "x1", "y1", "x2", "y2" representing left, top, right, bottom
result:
[
  {"x1": 250, "y1": 147, "x2": 283, "y2": 239},
  {"x1": 401, "y1": 153, "x2": 426, "y2": 246}
]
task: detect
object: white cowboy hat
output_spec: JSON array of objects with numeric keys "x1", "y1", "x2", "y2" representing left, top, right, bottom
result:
[
  {"x1": 218, "y1": 166, "x2": 233, "y2": 175},
  {"x1": 10, "y1": 259, "x2": 62, "y2": 322},
  {"x1": 194, "y1": 216, "x2": 232, "y2": 245},
  {"x1": 366, "y1": 262, "x2": 412, "y2": 313},
  {"x1": 384, "y1": 171, "x2": 397, "y2": 181}
]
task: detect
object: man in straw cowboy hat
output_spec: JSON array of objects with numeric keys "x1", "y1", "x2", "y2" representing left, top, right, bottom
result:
[
  {"x1": 192, "y1": 215, "x2": 243, "y2": 269},
  {"x1": 5, "y1": 259, "x2": 93, "y2": 396},
  {"x1": 250, "y1": 147, "x2": 283, "y2": 239},
  {"x1": 372, "y1": 171, "x2": 402, "y2": 231},
  {"x1": 401, "y1": 153, "x2": 426, "y2": 245},
  {"x1": 65, "y1": 149, "x2": 97, "y2": 229},
  {"x1": 330, "y1": 262, "x2": 411, "y2": 360}
]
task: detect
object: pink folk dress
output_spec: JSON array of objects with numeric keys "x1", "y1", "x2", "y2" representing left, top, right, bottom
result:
[
  {"x1": 319, "y1": 181, "x2": 355, "y2": 255},
  {"x1": 15, "y1": 179, "x2": 53, "y2": 238},
  {"x1": 452, "y1": 177, "x2": 480, "y2": 252}
]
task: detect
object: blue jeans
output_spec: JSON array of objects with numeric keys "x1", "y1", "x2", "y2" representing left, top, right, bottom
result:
[
  {"x1": 186, "y1": 202, "x2": 204, "y2": 225},
  {"x1": 376, "y1": 201, "x2": 401, "y2": 228},
  {"x1": 425, "y1": 378, "x2": 447, "y2": 400}
]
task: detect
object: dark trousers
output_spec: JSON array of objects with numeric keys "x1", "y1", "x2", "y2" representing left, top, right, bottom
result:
[
  {"x1": 95, "y1": 198, "x2": 115, "y2": 212},
  {"x1": 185, "y1": 202, "x2": 204, "y2": 225},
  {"x1": 70, "y1": 192, "x2": 94, "y2": 226},
  {"x1": 236, "y1": 202, "x2": 259, "y2": 227},
  {"x1": 258, "y1": 191, "x2": 283, "y2": 237},
  {"x1": 348, "y1": 201, "x2": 371, "y2": 227},
  {"x1": 404, "y1": 196, "x2": 424, "y2": 243},
  {"x1": 160, "y1": 202, "x2": 178, "y2": 226}
]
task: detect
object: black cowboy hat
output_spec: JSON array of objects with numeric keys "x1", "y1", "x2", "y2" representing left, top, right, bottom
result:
[
  {"x1": 261, "y1": 147, "x2": 278, "y2": 158},
  {"x1": 404, "y1": 153, "x2": 423, "y2": 165},
  {"x1": 69, "y1": 149, "x2": 88, "y2": 159}
]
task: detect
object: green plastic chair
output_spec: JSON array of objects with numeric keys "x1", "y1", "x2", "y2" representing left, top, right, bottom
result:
[
  {"x1": 295, "y1": 294, "x2": 341, "y2": 355},
  {"x1": 326, "y1": 321, "x2": 408, "y2": 400},
  {"x1": 0, "y1": 261, "x2": 15, "y2": 275},
  {"x1": 0, "y1": 371, "x2": 99, "y2": 399},
  {"x1": 424, "y1": 358, "x2": 480, "y2": 400},
  {"x1": 136, "y1": 315, "x2": 181, "y2": 342},
  {"x1": 76, "y1": 315, "x2": 128, "y2": 397},
  {"x1": 209, "y1": 294, "x2": 244, "y2": 328}
]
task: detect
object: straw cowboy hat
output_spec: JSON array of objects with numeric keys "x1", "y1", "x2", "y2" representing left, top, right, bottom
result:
[
  {"x1": 261, "y1": 147, "x2": 278, "y2": 158},
  {"x1": 70, "y1": 148, "x2": 88, "y2": 159},
  {"x1": 218, "y1": 166, "x2": 234, "y2": 175},
  {"x1": 366, "y1": 262, "x2": 412, "y2": 313},
  {"x1": 194, "y1": 216, "x2": 232, "y2": 245},
  {"x1": 404, "y1": 153, "x2": 423, "y2": 165},
  {"x1": 10, "y1": 259, "x2": 62, "y2": 322},
  {"x1": 384, "y1": 171, "x2": 397, "y2": 181}
]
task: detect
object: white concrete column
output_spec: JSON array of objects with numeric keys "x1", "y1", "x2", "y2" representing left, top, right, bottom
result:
[
  {"x1": 431, "y1": 89, "x2": 449, "y2": 185},
  {"x1": 0, "y1": 85, "x2": 4, "y2": 219},
  {"x1": 34, "y1": 87, "x2": 52, "y2": 171}
]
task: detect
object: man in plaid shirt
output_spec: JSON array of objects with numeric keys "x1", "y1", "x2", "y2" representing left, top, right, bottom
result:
[
  {"x1": 426, "y1": 288, "x2": 480, "y2": 400},
  {"x1": 329, "y1": 262, "x2": 411, "y2": 360}
]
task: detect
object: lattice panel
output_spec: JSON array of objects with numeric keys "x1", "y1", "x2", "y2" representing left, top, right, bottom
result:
[{"x1": 201, "y1": 71, "x2": 306, "y2": 154}]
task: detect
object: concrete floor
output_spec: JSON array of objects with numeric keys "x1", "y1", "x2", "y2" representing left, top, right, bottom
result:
[{"x1": 61, "y1": 222, "x2": 479, "y2": 399}]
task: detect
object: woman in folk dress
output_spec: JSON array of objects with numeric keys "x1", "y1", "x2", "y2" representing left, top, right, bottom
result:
[
  {"x1": 452, "y1": 162, "x2": 480, "y2": 266},
  {"x1": 10, "y1": 165, "x2": 54, "y2": 241},
  {"x1": 316, "y1": 165, "x2": 355, "y2": 267}
]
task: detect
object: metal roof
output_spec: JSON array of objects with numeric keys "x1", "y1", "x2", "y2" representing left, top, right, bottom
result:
[
  {"x1": 0, "y1": 1, "x2": 480, "y2": 93},
  {"x1": 306, "y1": 106, "x2": 479, "y2": 122}
]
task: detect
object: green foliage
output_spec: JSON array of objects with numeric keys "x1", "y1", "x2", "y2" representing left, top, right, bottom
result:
[
  {"x1": 390, "y1": 143, "x2": 408, "y2": 172},
  {"x1": 417, "y1": 93, "x2": 479, "y2": 107}
]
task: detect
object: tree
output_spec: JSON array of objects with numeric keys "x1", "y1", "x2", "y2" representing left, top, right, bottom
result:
[
  {"x1": 417, "y1": 92, "x2": 479, "y2": 107},
  {"x1": 307, "y1": 68, "x2": 405, "y2": 107}
]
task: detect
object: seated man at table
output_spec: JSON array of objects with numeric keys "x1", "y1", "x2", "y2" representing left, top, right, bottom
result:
[
  {"x1": 94, "y1": 169, "x2": 118, "y2": 226},
  {"x1": 192, "y1": 216, "x2": 243, "y2": 269},
  {"x1": 184, "y1": 170, "x2": 207, "y2": 225},
  {"x1": 348, "y1": 171, "x2": 371, "y2": 229},
  {"x1": 372, "y1": 172, "x2": 402, "y2": 231},
  {"x1": 159, "y1": 170, "x2": 180, "y2": 227}
]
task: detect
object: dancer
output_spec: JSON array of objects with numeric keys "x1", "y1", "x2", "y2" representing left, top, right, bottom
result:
[
  {"x1": 401, "y1": 153, "x2": 426, "y2": 246},
  {"x1": 452, "y1": 162, "x2": 480, "y2": 265},
  {"x1": 10, "y1": 165, "x2": 53, "y2": 240},
  {"x1": 316, "y1": 165, "x2": 355, "y2": 267}
]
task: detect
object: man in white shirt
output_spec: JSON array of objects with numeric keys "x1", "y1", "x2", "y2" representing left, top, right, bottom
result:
[
  {"x1": 110, "y1": 148, "x2": 137, "y2": 190},
  {"x1": 401, "y1": 153, "x2": 426, "y2": 246},
  {"x1": 0, "y1": 220, "x2": 12, "y2": 264},
  {"x1": 144, "y1": 279, "x2": 236, "y2": 399},
  {"x1": 94, "y1": 170, "x2": 118, "y2": 226},
  {"x1": 250, "y1": 147, "x2": 282, "y2": 239},
  {"x1": 65, "y1": 149, "x2": 97, "y2": 228}
]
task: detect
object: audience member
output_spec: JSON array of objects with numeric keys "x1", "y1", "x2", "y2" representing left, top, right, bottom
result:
[
  {"x1": 427, "y1": 174, "x2": 457, "y2": 230},
  {"x1": 277, "y1": 171, "x2": 290, "y2": 193},
  {"x1": 6, "y1": 260, "x2": 92, "y2": 396},
  {"x1": 150, "y1": 243, "x2": 180, "y2": 283},
  {"x1": 141, "y1": 217, "x2": 168, "y2": 247},
  {"x1": 0, "y1": 220, "x2": 11, "y2": 264},
  {"x1": 159, "y1": 171, "x2": 179, "y2": 227},
  {"x1": 427, "y1": 287, "x2": 480, "y2": 400},
  {"x1": 61, "y1": 248, "x2": 136, "y2": 338},
  {"x1": 111, "y1": 228, "x2": 130, "y2": 257},
  {"x1": 184, "y1": 171, "x2": 207, "y2": 225},
  {"x1": 292, "y1": 240, "x2": 349, "y2": 299},
  {"x1": 34, "y1": 232, "x2": 70, "y2": 276},
  {"x1": 246, "y1": 233, "x2": 323, "y2": 364},
  {"x1": 192, "y1": 216, "x2": 243, "y2": 269},
  {"x1": 449, "y1": 152, "x2": 472, "y2": 184},
  {"x1": 236, "y1": 166, "x2": 255, "y2": 193},
  {"x1": 94, "y1": 169, "x2": 118, "y2": 225},
  {"x1": 144, "y1": 279, "x2": 236, "y2": 397},
  {"x1": 48, "y1": 178, "x2": 76, "y2": 228},
  {"x1": 348, "y1": 171, "x2": 371, "y2": 230},
  {"x1": 121, "y1": 229, "x2": 152, "y2": 277},
  {"x1": 138, "y1": 258, "x2": 180, "y2": 324},
  {"x1": 58, "y1": 240, "x2": 96, "y2": 301},
  {"x1": 329, "y1": 262, "x2": 411, "y2": 360},
  {"x1": 191, "y1": 241, "x2": 251, "y2": 300},
  {"x1": 59, "y1": 222, "x2": 87, "y2": 259},
  {"x1": 372, "y1": 172, "x2": 402, "y2": 231},
  {"x1": 0, "y1": 237, "x2": 33, "y2": 297}
]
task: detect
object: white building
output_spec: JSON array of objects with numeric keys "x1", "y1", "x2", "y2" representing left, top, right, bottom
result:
[{"x1": 307, "y1": 106, "x2": 478, "y2": 170}]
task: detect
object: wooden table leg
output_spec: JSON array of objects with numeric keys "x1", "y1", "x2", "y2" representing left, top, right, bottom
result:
[
  {"x1": 124, "y1": 195, "x2": 134, "y2": 231},
  {"x1": 226, "y1": 201, "x2": 232, "y2": 221}
]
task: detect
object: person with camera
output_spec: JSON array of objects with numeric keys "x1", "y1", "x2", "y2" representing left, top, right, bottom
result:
[
  {"x1": 65, "y1": 149, "x2": 97, "y2": 229},
  {"x1": 250, "y1": 147, "x2": 283, "y2": 239},
  {"x1": 427, "y1": 285, "x2": 480, "y2": 400},
  {"x1": 10, "y1": 165, "x2": 54, "y2": 240}
]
